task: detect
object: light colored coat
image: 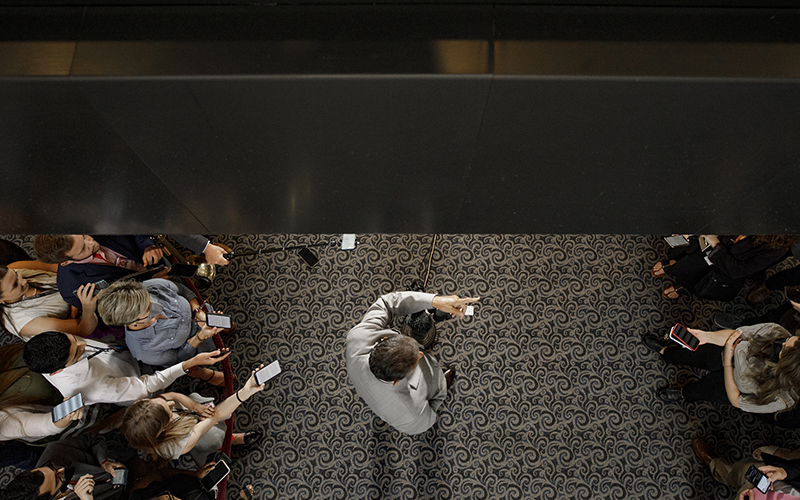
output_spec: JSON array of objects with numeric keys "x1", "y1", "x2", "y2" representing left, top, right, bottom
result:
[{"x1": 345, "y1": 292, "x2": 446, "y2": 435}]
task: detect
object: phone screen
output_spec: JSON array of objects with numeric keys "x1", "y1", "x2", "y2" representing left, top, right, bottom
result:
[
  {"x1": 664, "y1": 235, "x2": 689, "y2": 248},
  {"x1": 111, "y1": 468, "x2": 128, "y2": 486},
  {"x1": 52, "y1": 393, "x2": 84, "y2": 422},
  {"x1": 746, "y1": 465, "x2": 770, "y2": 493},
  {"x1": 255, "y1": 360, "x2": 281, "y2": 385},
  {"x1": 670, "y1": 324, "x2": 700, "y2": 350},
  {"x1": 299, "y1": 248, "x2": 319, "y2": 267},
  {"x1": 200, "y1": 461, "x2": 230, "y2": 491},
  {"x1": 206, "y1": 313, "x2": 232, "y2": 329}
]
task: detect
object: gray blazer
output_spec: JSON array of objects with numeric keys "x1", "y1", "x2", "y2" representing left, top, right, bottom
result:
[{"x1": 345, "y1": 291, "x2": 447, "y2": 435}]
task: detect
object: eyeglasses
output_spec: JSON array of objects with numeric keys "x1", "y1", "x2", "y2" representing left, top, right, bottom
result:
[{"x1": 42, "y1": 461, "x2": 71, "y2": 499}]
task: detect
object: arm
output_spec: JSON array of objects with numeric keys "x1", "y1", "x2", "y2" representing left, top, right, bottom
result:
[
  {"x1": 0, "y1": 408, "x2": 75, "y2": 441},
  {"x1": 722, "y1": 331, "x2": 743, "y2": 407},
  {"x1": 95, "y1": 350, "x2": 230, "y2": 404},
  {"x1": 706, "y1": 237, "x2": 788, "y2": 279},
  {"x1": 161, "y1": 392, "x2": 214, "y2": 418},
  {"x1": 180, "y1": 365, "x2": 265, "y2": 455},
  {"x1": 687, "y1": 327, "x2": 737, "y2": 346},
  {"x1": 19, "y1": 282, "x2": 99, "y2": 338},
  {"x1": 8, "y1": 261, "x2": 58, "y2": 272}
]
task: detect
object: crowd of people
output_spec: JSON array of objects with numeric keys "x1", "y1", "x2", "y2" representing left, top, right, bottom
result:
[
  {"x1": 0, "y1": 235, "x2": 260, "y2": 500},
  {"x1": 2, "y1": 233, "x2": 800, "y2": 499}
]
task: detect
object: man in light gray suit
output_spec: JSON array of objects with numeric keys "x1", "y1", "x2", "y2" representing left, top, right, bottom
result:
[{"x1": 345, "y1": 291, "x2": 478, "y2": 435}]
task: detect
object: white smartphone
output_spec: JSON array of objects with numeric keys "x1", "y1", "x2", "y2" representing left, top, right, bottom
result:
[
  {"x1": 465, "y1": 306, "x2": 474, "y2": 316},
  {"x1": 52, "y1": 393, "x2": 84, "y2": 422},
  {"x1": 200, "y1": 460, "x2": 230, "y2": 491},
  {"x1": 341, "y1": 234, "x2": 356, "y2": 250},
  {"x1": 254, "y1": 360, "x2": 281, "y2": 385},
  {"x1": 664, "y1": 235, "x2": 689, "y2": 248}
]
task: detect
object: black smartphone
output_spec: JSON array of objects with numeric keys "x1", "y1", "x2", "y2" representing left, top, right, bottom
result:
[
  {"x1": 298, "y1": 247, "x2": 319, "y2": 267},
  {"x1": 254, "y1": 360, "x2": 281, "y2": 385},
  {"x1": 52, "y1": 393, "x2": 84, "y2": 422},
  {"x1": 73, "y1": 280, "x2": 109, "y2": 297},
  {"x1": 111, "y1": 468, "x2": 128, "y2": 486},
  {"x1": 200, "y1": 460, "x2": 230, "y2": 491},
  {"x1": 745, "y1": 464, "x2": 770, "y2": 494},
  {"x1": 669, "y1": 323, "x2": 700, "y2": 351},
  {"x1": 206, "y1": 313, "x2": 232, "y2": 329}
]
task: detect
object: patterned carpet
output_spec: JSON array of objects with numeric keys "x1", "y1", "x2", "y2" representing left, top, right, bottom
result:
[{"x1": 2, "y1": 234, "x2": 799, "y2": 500}]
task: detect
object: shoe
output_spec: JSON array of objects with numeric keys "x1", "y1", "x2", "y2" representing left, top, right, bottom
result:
[
  {"x1": 748, "y1": 283, "x2": 772, "y2": 304},
  {"x1": 657, "y1": 386, "x2": 683, "y2": 402},
  {"x1": 663, "y1": 285, "x2": 685, "y2": 300},
  {"x1": 641, "y1": 334, "x2": 667, "y2": 354},
  {"x1": 650, "y1": 260, "x2": 676, "y2": 278},
  {"x1": 242, "y1": 430, "x2": 262, "y2": 446},
  {"x1": 714, "y1": 313, "x2": 741, "y2": 330},
  {"x1": 408, "y1": 279, "x2": 425, "y2": 293},
  {"x1": 443, "y1": 367, "x2": 455, "y2": 390},
  {"x1": 691, "y1": 438, "x2": 717, "y2": 466}
]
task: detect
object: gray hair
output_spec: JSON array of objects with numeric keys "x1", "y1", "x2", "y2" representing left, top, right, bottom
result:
[{"x1": 97, "y1": 280, "x2": 150, "y2": 326}]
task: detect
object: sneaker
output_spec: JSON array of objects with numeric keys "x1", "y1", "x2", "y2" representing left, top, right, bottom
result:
[{"x1": 714, "y1": 313, "x2": 741, "y2": 330}]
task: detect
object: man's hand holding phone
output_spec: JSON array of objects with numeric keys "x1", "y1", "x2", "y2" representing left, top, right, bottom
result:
[
  {"x1": 432, "y1": 295, "x2": 480, "y2": 319},
  {"x1": 182, "y1": 349, "x2": 231, "y2": 372}
]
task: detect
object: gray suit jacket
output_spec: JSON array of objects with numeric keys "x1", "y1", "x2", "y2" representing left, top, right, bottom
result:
[{"x1": 345, "y1": 292, "x2": 446, "y2": 435}]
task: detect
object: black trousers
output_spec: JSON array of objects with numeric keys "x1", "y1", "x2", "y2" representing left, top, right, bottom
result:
[
  {"x1": 766, "y1": 265, "x2": 800, "y2": 291},
  {"x1": 662, "y1": 344, "x2": 730, "y2": 404}
]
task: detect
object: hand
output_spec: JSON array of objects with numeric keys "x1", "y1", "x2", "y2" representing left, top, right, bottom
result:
[
  {"x1": 702, "y1": 235, "x2": 720, "y2": 248},
  {"x1": 195, "y1": 461, "x2": 217, "y2": 479},
  {"x1": 193, "y1": 402, "x2": 216, "y2": 420},
  {"x1": 76, "y1": 283, "x2": 98, "y2": 312},
  {"x1": 760, "y1": 465, "x2": 787, "y2": 482},
  {"x1": 239, "y1": 485, "x2": 254, "y2": 500},
  {"x1": 74, "y1": 474, "x2": 95, "y2": 500},
  {"x1": 101, "y1": 460, "x2": 125, "y2": 478},
  {"x1": 194, "y1": 309, "x2": 207, "y2": 325},
  {"x1": 687, "y1": 328, "x2": 709, "y2": 345},
  {"x1": 431, "y1": 295, "x2": 480, "y2": 318},
  {"x1": 725, "y1": 330, "x2": 743, "y2": 352},
  {"x1": 142, "y1": 245, "x2": 164, "y2": 266},
  {"x1": 239, "y1": 364, "x2": 266, "y2": 399},
  {"x1": 185, "y1": 349, "x2": 230, "y2": 370},
  {"x1": 204, "y1": 244, "x2": 230, "y2": 266},
  {"x1": 197, "y1": 325, "x2": 221, "y2": 342},
  {"x1": 54, "y1": 398, "x2": 84, "y2": 428},
  {"x1": 739, "y1": 489, "x2": 755, "y2": 500}
]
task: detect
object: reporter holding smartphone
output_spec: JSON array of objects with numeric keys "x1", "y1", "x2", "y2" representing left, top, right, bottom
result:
[
  {"x1": 97, "y1": 279, "x2": 230, "y2": 387},
  {"x1": 120, "y1": 365, "x2": 266, "y2": 465},
  {"x1": 642, "y1": 323, "x2": 800, "y2": 416}
]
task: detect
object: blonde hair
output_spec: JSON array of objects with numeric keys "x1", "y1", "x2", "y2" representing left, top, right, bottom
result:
[
  {"x1": 120, "y1": 398, "x2": 196, "y2": 461},
  {"x1": 96, "y1": 280, "x2": 150, "y2": 326}
]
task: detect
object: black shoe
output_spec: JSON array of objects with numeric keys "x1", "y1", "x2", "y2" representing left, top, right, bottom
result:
[
  {"x1": 642, "y1": 334, "x2": 667, "y2": 354},
  {"x1": 443, "y1": 367, "x2": 455, "y2": 390},
  {"x1": 657, "y1": 386, "x2": 683, "y2": 402},
  {"x1": 238, "y1": 430, "x2": 262, "y2": 447},
  {"x1": 691, "y1": 438, "x2": 717, "y2": 466},
  {"x1": 408, "y1": 279, "x2": 425, "y2": 293}
]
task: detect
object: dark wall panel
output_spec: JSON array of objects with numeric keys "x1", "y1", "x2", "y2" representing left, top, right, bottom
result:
[
  {"x1": 74, "y1": 76, "x2": 492, "y2": 233},
  {"x1": 462, "y1": 77, "x2": 800, "y2": 233},
  {"x1": 0, "y1": 79, "x2": 208, "y2": 233}
]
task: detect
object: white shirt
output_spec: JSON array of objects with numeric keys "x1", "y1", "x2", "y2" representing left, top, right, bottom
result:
[{"x1": 43, "y1": 339, "x2": 185, "y2": 406}]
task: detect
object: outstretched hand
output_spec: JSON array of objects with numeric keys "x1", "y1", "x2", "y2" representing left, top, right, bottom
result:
[{"x1": 431, "y1": 295, "x2": 480, "y2": 319}]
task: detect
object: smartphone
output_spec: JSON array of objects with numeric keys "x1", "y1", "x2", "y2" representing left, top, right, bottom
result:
[
  {"x1": 341, "y1": 234, "x2": 356, "y2": 250},
  {"x1": 73, "y1": 280, "x2": 109, "y2": 297},
  {"x1": 669, "y1": 323, "x2": 700, "y2": 351},
  {"x1": 746, "y1": 464, "x2": 770, "y2": 494},
  {"x1": 52, "y1": 393, "x2": 84, "y2": 422},
  {"x1": 206, "y1": 313, "x2": 232, "y2": 329},
  {"x1": 299, "y1": 248, "x2": 319, "y2": 267},
  {"x1": 254, "y1": 360, "x2": 281, "y2": 386},
  {"x1": 111, "y1": 468, "x2": 128, "y2": 486},
  {"x1": 699, "y1": 235, "x2": 711, "y2": 252},
  {"x1": 465, "y1": 306, "x2": 475, "y2": 316},
  {"x1": 664, "y1": 235, "x2": 689, "y2": 248},
  {"x1": 200, "y1": 460, "x2": 230, "y2": 491}
]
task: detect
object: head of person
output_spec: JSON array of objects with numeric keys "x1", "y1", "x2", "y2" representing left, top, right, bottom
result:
[
  {"x1": 749, "y1": 331, "x2": 800, "y2": 411},
  {"x1": 0, "y1": 265, "x2": 29, "y2": 306},
  {"x1": 22, "y1": 331, "x2": 84, "y2": 375},
  {"x1": 3, "y1": 462, "x2": 71, "y2": 500},
  {"x1": 368, "y1": 334, "x2": 423, "y2": 382},
  {"x1": 97, "y1": 280, "x2": 154, "y2": 328},
  {"x1": 33, "y1": 235, "x2": 100, "y2": 265},
  {"x1": 120, "y1": 397, "x2": 194, "y2": 461}
]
